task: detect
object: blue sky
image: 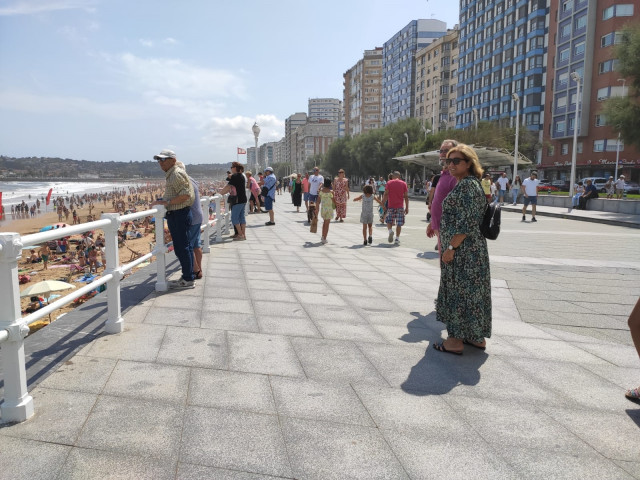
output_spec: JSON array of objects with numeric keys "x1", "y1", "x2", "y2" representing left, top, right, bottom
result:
[{"x1": 0, "y1": 0, "x2": 459, "y2": 165}]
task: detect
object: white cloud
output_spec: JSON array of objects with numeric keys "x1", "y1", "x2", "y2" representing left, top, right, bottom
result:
[
  {"x1": 0, "y1": 0, "x2": 97, "y2": 16},
  {"x1": 139, "y1": 39, "x2": 154, "y2": 48},
  {"x1": 163, "y1": 37, "x2": 178, "y2": 45},
  {"x1": 0, "y1": 89, "x2": 146, "y2": 119}
]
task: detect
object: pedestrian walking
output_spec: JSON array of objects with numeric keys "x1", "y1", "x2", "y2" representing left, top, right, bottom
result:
[
  {"x1": 353, "y1": 185, "x2": 382, "y2": 245},
  {"x1": 382, "y1": 171, "x2": 409, "y2": 244},
  {"x1": 333, "y1": 169, "x2": 349, "y2": 221},
  {"x1": 510, "y1": 175, "x2": 522, "y2": 205},
  {"x1": 497, "y1": 172, "x2": 509, "y2": 204},
  {"x1": 521, "y1": 171, "x2": 539, "y2": 222},
  {"x1": 615, "y1": 175, "x2": 626, "y2": 199},
  {"x1": 291, "y1": 173, "x2": 303, "y2": 212},
  {"x1": 316, "y1": 178, "x2": 334, "y2": 244},
  {"x1": 263, "y1": 167, "x2": 277, "y2": 226}
]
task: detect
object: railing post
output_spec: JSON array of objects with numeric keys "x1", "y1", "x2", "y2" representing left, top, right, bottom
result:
[
  {"x1": 215, "y1": 196, "x2": 223, "y2": 242},
  {"x1": 245, "y1": 189, "x2": 250, "y2": 217},
  {"x1": 154, "y1": 205, "x2": 168, "y2": 292},
  {"x1": 225, "y1": 194, "x2": 231, "y2": 234},
  {"x1": 101, "y1": 213, "x2": 123, "y2": 334},
  {"x1": 201, "y1": 196, "x2": 211, "y2": 253},
  {"x1": 0, "y1": 233, "x2": 34, "y2": 423}
]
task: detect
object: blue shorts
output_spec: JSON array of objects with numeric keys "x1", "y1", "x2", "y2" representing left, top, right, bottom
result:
[
  {"x1": 500, "y1": 189, "x2": 506, "y2": 195},
  {"x1": 303, "y1": 192, "x2": 310, "y2": 201},
  {"x1": 264, "y1": 196, "x2": 274, "y2": 211},
  {"x1": 188, "y1": 223, "x2": 201, "y2": 250},
  {"x1": 231, "y1": 203, "x2": 246, "y2": 225},
  {"x1": 308, "y1": 193, "x2": 318, "y2": 203},
  {"x1": 524, "y1": 196, "x2": 537, "y2": 206}
]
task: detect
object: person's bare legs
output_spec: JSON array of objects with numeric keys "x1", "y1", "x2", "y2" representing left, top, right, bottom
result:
[
  {"x1": 322, "y1": 219, "x2": 330, "y2": 239},
  {"x1": 626, "y1": 298, "x2": 640, "y2": 401},
  {"x1": 192, "y1": 247, "x2": 202, "y2": 276},
  {"x1": 362, "y1": 224, "x2": 367, "y2": 242},
  {"x1": 532, "y1": 204, "x2": 537, "y2": 218}
]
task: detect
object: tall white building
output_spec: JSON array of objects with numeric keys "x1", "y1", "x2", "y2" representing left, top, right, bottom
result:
[
  {"x1": 285, "y1": 112, "x2": 308, "y2": 168},
  {"x1": 308, "y1": 98, "x2": 343, "y2": 123},
  {"x1": 343, "y1": 47, "x2": 384, "y2": 137}
]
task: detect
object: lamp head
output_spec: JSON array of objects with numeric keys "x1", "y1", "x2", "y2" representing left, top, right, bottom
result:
[
  {"x1": 252, "y1": 122, "x2": 260, "y2": 136},
  {"x1": 570, "y1": 72, "x2": 581, "y2": 82},
  {"x1": 511, "y1": 93, "x2": 519, "y2": 101}
]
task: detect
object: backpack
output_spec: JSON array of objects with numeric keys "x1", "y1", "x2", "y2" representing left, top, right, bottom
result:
[{"x1": 480, "y1": 201, "x2": 501, "y2": 240}]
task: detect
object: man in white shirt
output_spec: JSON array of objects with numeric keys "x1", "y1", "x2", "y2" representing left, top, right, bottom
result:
[
  {"x1": 615, "y1": 175, "x2": 626, "y2": 199},
  {"x1": 521, "y1": 171, "x2": 540, "y2": 222},
  {"x1": 496, "y1": 172, "x2": 510, "y2": 204},
  {"x1": 308, "y1": 167, "x2": 324, "y2": 203}
]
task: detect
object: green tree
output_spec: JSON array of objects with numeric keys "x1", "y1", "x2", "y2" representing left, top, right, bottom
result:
[{"x1": 603, "y1": 23, "x2": 640, "y2": 149}]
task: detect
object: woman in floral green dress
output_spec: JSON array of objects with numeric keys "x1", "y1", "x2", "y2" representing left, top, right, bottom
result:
[{"x1": 434, "y1": 144, "x2": 491, "y2": 355}]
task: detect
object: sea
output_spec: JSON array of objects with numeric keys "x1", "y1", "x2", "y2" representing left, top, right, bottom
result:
[{"x1": 0, "y1": 180, "x2": 146, "y2": 208}]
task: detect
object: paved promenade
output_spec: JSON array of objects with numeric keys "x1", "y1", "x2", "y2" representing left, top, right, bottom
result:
[{"x1": 1, "y1": 194, "x2": 639, "y2": 479}]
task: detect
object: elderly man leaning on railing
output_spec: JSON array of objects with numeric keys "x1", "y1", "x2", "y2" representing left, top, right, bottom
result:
[{"x1": 0, "y1": 194, "x2": 229, "y2": 424}]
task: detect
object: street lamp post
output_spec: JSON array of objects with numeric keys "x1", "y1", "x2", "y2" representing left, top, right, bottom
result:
[
  {"x1": 569, "y1": 72, "x2": 582, "y2": 204},
  {"x1": 252, "y1": 122, "x2": 260, "y2": 171},
  {"x1": 615, "y1": 79, "x2": 627, "y2": 180},
  {"x1": 404, "y1": 132, "x2": 409, "y2": 147},
  {"x1": 511, "y1": 93, "x2": 520, "y2": 180},
  {"x1": 472, "y1": 108, "x2": 478, "y2": 131},
  {"x1": 421, "y1": 125, "x2": 431, "y2": 141}
]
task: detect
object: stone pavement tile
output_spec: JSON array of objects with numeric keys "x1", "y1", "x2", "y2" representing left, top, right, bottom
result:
[
  {"x1": 58, "y1": 447, "x2": 177, "y2": 480},
  {"x1": 507, "y1": 338, "x2": 610, "y2": 365},
  {"x1": 535, "y1": 324, "x2": 620, "y2": 345},
  {"x1": 0, "y1": 436, "x2": 70, "y2": 480},
  {"x1": 257, "y1": 315, "x2": 321, "y2": 337},
  {"x1": 0, "y1": 387, "x2": 96, "y2": 444},
  {"x1": 144, "y1": 307, "x2": 202, "y2": 328},
  {"x1": 176, "y1": 463, "x2": 288, "y2": 480},
  {"x1": 280, "y1": 416, "x2": 409, "y2": 480},
  {"x1": 313, "y1": 320, "x2": 387, "y2": 343},
  {"x1": 271, "y1": 377, "x2": 375, "y2": 427},
  {"x1": 202, "y1": 286, "x2": 249, "y2": 299},
  {"x1": 252, "y1": 300, "x2": 307, "y2": 318},
  {"x1": 328, "y1": 275, "x2": 368, "y2": 287},
  {"x1": 518, "y1": 298, "x2": 594, "y2": 315},
  {"x1": 189, "y1": 369, "x2": 275, "y2": 414},
  {"x1": 157, "y1": 326, "x2": 227, "y2": 368},
  {"x1": 499, "y1": 446, "x2": 635, "y2": 480},
  {"x1": 290, "y1": 337, "x2": 388, "y2": 386},
  {"x1": 228, "y1": 331, "x2": 305, "y2": 377},
  {"x1": 581, "y1": 363, "x2": 640, "y2": 390},
  {"x1": 77, "y1": 395, "x2": 184, "y2": 460},
  {"x1": 348, "y1": 294, "x2": 398, "y2": 312},
  {"x1": 151, "y1": 293, "x2": 203, "y2": 310},
  {"x1": 85, "y1": 323, "x2": 166, "y2": 361},
  {"x1": 366, "y1": 309, "x2": 436, "y2": 327},
  {"x1": 507, "y1": 357, "x2": 632, "y2": 411},
  {"x1": 204, "y1": 276, "x2": 248, "y2": 289},
  {"x1": 445, "y1": 396, "x2": 597, "y2": 455},
  {"x1": 246, "y1": 288, "x2": 297, "y2": 303},
  {"x1": 325, "y1": 284, "x2": 377, "y2": 298},
  {"x1": 162, "y1": 282, "x2": 206, "y2": 297},
  {"x1": 181, "y1": 406, "x2": 292, "y2": 478},
  {"x1": 122, "y1": 304, "x2": 150, "y2": 323},
  {"x1": 586, "y1": 302, "x2": 636, "y2": 316},
  {"x1": 615, "y1": 461, "x2": 640, "y2": 479},
  {"x1": 283, "y1": 273, "x2": 323, "y2": 283},
  {"x1": 203, "y1": 298, "x2": 254, "y2": 315},
  {"x1": 600, "y1": 328, "x2": 637, "y2": 346},
  {"x1": 383, "y1": 430, "x2": 516, "y2": 479},
  {"x1": 491, "y1": 319, "x2": 560, "y2": 339},
  {"x1": 249, "y1": 263, "x2": 288, "y2": 273},
  {"x1": 353, "y1": 383, "x2": 468, "y2": 435},
  {"x1": 371, "y1": 324, "x2": 432, "y2": 347},
  {"x1": 200, "y1": 312, "x2": 259, "y2": 333},
  {"x1": 540, "y1": 406, "x2": 640, "y2": 462},
  {"x1": 306, "y1": 305, "x2": 368, "y2": 324},
  {"x1": 295, "y1": 291, "x2": 348, "y2": 306},
  {"x1": 39, "y1": 355, "x2": 116, "y2": 394},
  {"x1": 102, "y1": 360, "x2": 189, "y2": 404},
  {"x1": 572, "y1": 342, "x2": 639, "y2": 368},
  {"x1": 288, "y1": 281, "x2": 334, "y2": 294}
]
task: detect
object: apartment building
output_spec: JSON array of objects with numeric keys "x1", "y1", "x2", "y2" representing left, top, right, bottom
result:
[
  {"x1": 308, "y1": 98, "x2": 343, "y2": 123},
  {"x1": 383, "y1": 19, "x2": 448, "y2": 126},
  {"x1": 415, "y1": 27, "x2": 460, "y2": 133},
  {"x1": 293, "y1": 120, "x2": 338, "y2": 172},
  {"x1": 457, "y1": 0, "x2": 548, "y2": 148},
  {"x1": 343, "y1": 48, "x2": 384, "y2": 136},
  {"x1": 540, "y1": 0, "x2": 639, "y2": 183},
  {"x1": 285, "y1": 112, "x2": 308, "y2": 168}
]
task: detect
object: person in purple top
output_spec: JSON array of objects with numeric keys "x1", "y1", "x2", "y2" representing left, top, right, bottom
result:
[{"x1": 426, "y1": 139, "x2": 459, "y2": 256}]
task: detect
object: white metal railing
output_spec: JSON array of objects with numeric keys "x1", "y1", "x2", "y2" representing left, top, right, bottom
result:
[{"x1": 0, "y1": 193, "x2": 230, "y2": 423}]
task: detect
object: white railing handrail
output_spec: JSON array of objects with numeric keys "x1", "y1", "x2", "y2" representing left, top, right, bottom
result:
[{"x1": 0, "y1": 193, "x2": 231, "y2": 424}]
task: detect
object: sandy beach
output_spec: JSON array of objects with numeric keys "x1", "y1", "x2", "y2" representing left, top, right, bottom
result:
[{"x1": 1, "y1": 195, "x2": 161, "y2": 330}]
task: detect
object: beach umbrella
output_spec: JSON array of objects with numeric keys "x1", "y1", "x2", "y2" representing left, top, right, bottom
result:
[{"x1": 20, "y1": 280, "x2": 76, "y2": 298}]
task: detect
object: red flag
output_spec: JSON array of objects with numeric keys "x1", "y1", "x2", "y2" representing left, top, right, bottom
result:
[
  {"x1": 237, "y1": 147, "x2": 247, "y2": 154},
  {"x1": 46, "y1": 188, "x2": 53, "y2": 206}
]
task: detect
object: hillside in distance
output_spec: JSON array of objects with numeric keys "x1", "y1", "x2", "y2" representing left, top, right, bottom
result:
[{"x1": 0, "y1": 156, "x2": 231, "y2": 180}]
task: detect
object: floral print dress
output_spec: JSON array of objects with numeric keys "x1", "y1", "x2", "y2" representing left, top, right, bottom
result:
[
  {"x1": 333, "y1": 177, "x2": 349, "y2": 218},
  {"x1": 435, "y1": 176, "x2": 492, "y2": 342},
  {"x1": 318, "y1": 191, "x2": 334, "y2": 220}
]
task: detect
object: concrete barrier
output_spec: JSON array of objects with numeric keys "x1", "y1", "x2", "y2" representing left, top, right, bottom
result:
[{"x1": 535, "y1": 195, "x2": 640, "y2": 214}]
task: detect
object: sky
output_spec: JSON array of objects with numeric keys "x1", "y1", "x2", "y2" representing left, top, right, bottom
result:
[{"x1": 0, "y1": 0, "x2": 459, "y2": 165}]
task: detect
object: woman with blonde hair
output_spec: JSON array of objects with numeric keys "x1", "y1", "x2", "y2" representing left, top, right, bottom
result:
[{"x1": 433, "y1": 144, "x2": 492, "y2": 355}]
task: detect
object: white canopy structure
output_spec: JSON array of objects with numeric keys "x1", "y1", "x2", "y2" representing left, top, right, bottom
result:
[{"x1": 393, "y1": 145, "x2": 533, "y2": 172}]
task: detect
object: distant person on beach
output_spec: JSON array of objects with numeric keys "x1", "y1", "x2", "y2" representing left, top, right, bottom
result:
[
  {"x1": 151, "y1": 149, "x2": 196, "y2": 289},
  {"x1": 38, "y1": 243, "x2": 50, "y2": 270}
]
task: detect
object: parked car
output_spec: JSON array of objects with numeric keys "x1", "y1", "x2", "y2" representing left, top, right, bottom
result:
[
  {"x1": 578, "y1": 177, "x2": 609, "y2": 193},
  {"x1": 551, "y1": 180, "x2": 569, "y2": 190},
  {"x1": 624, "y1": 182, "x2": 640, "y2": 194}
]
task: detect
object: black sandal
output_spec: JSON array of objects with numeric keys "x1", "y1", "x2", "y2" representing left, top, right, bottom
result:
[
  {"x1": 194, "y1": 270, "x2": 203, "y2": 279},
  {"x1": 463, "y1": 340, "x2": 486, "y2": 351},
  {"x1": 433, "y1": 341, "x2": 463, "y2": 355}
]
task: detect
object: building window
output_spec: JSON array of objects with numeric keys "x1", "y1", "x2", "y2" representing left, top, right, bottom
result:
[
  {"x1": 574, "y1": 15, "x2": 587, "y2": 30},
  {"x1": 560, "y1": 23, "x2": 571, "y2": 38},
  {"x1": 606, "y1": 138, "x2": 623, "y2": 151},
  {"x1": 562, "y1": 0, "x2": 572, "y2": 12},
  {"x1": 603, "y1": 4, "x2": 634, "y2": 20},
  {"x1": 595, "y1": 114, "x2": 607, "y2": 126},
  {"x1": 559, "y1": 47, "x2": 570, "y2": 63},
  {"x1": 593, "y1": 140, "x2": 605, "y2": 152},
  {"x1": 601, "y1": 32, "x2": 624, "y2": 47},
  {"x1": 556, "y1": 95, "x2": 567, "y2": 108},
  {"x1": 599, "y1": 59, "x2": 619, "y2": 74},
  {"x1": 574, "y1": 42, "x2": 585, "y2": 57},
  {"x1": 561, "y1": 143, "x2": 569, "y2": 155},
  {"x1": 556, "y1": 120, "x2": 566, "y2": 133}
]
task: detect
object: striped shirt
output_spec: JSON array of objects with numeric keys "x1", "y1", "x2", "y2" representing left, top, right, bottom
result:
[{"x1": 164, "y1": 164, "x2": 194, "y2": 211}]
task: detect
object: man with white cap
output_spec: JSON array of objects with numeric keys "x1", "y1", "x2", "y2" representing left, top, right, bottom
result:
[
  {"x1": 615, "y1": 175, "x2": 626, "y2": 199},
  {"x1": 263, "y1": 167, "x2": 277, "y2": 225},
  {"x1": 151, "y1": 149, "x2": 196, "y2": 288}
]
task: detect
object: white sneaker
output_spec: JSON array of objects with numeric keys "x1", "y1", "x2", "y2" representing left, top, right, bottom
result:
[
  {"x1": 321, "y1": 237, "x2": 327, "y2": 244},
  {"x1": 394, "y1": 237, "x2": 400, "y2": 244},
  {"x1": 168, "y1": 278, "x2": 195, "y2": 289},
  {"x1": 388, "y1": 230, "x2": 394, "y2": 243}
]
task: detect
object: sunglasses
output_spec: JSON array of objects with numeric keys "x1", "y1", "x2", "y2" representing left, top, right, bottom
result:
[
  {"x1": 155, "y1": 156, "x2": 169, "y2": 162},
  {"x1": 446, "y1": 157, "x2": 466, "y2": 165}
]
